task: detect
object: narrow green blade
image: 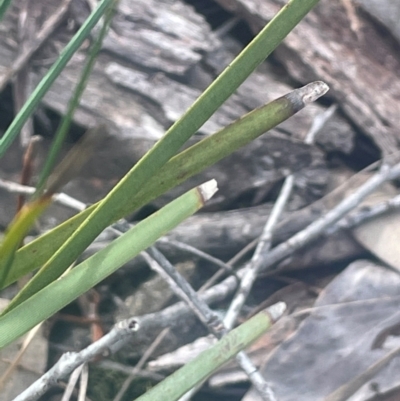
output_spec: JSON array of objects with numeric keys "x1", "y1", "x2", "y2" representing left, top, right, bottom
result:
[
  {"x1": 0, "y1": 0, "x2": 115, "y2": 157},
  {"x1": 3, "y1": 82, "x2": 328, "y2": 291},
  {"x1": 0, "y1": 180, "x2": 216, "y2": 346}
]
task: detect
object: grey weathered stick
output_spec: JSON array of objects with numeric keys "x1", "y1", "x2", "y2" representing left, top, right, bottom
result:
[
  {"x1": 138, "y1": 240, "x2": 280, "y2": 400},
  {"x1": 158, "y1": 238, "x2": 237, "y2": 278},
  {"x1": 0, "y1": 179, "x2": 86, "y2": 211},
  {"x1": 261, "y1": 162, "x2": 400, "y2": 275},
  {"x1": 12, "y1": 319, "x2": 140, "y2": 401},
  {"x1": 12, "y1": 301, "x2": 285, "y2": 401},
  {"x1": 224, "y1": 175, "x2": 293, "y2": 330},
  {"x1": 14, "y1": 0, "x2": 32, "y2": 147},
  {"x1": 328, "y1": 193, "x2": 400, "y2": 233},
  {"x1": 78, "y1": 363, "x2": 88, "y2": 401},
  {"x1": 304, "y1": 104, "x2": 337, "y2": 145}
]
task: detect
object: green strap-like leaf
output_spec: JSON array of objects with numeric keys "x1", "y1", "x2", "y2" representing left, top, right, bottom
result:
[
  {"x1": 135, "y1": 308, "x2": 277, "y2": 401},
  {"x1": 5, "y1": 0, "x2": 320, "y2": 305},
  {"x1": 0, "y1": 198, "x2": 51, "y2": 288},
  {"x1": 0, "y1": 180, "x2": 213, "y2": 346},
  {"x1": 3, "y1": 82, "x2": 325, "y2": 291}
]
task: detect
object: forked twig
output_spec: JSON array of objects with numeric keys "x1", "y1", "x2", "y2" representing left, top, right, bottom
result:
[{"x1": 224, "y1": 104, "x2": 337, "y2": 330}]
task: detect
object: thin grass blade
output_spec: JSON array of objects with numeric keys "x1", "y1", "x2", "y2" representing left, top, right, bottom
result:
[
  {"x1": 34, "y1": 2, "x2": 116, "y2": 197},
  {"x1": 0, "y1": 0, "x2": 115, "y2": 157}
]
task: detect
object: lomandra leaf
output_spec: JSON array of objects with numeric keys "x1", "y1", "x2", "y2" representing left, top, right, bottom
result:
[
  {"x1": 0, "y1": 180, "x2": 218, "y2": 345},
  {"x1": 4, "y1": 82, "x2": 329, "y2": 308},
  {"x1": 135, "y1": 304, "x2": 284, "y2": 401}
]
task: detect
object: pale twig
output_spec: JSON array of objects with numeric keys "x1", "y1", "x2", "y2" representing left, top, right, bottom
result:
[
  {"x1": 214, "y1": 16, "x2": 240, "y2": 38},
  {"x1": 0, "y1": 179, "x2": 86, "y2": 211},
  {"x1": 112, "y1": 328, "x2": 170, "y2": 401},
  {"x1": 224, "y1": 105, "x2": 336, "y2": 330},
  {"x1": 198, "y1": 235, "x2": 260, "y2": 292},
  {"x1": 198, "y1": 246, "x2": 248, "y2": 292},
  {"x1": 12, "y1": 319, "x2": 140, "y2": 401},
  {"x1": 327, "y1": 193, "x2": 400, "y2": 233},
  {"x1": 144, "y1": 247, "x2": 224, "y2": 335},
  {"x1": 224, "y1": 175, "x2": 294, "y2": 330},
  {"x1": 77, "y1": 363, "x2": 88, "y2": 401},
  {"x1": 139, "y1": 245, "x2": 282, "y2": 401},
  {"x1": 14, "y1": 0, "x2": 33, "y2": 147},
  {"x1": 304, "y1": 104, "x2": 337, "y2": 145},
  {"x1": 260, "y1": 162, "x2": 400, "y2": 275},
  {"x1": 61, "y1": 364, "x2": 84, "y2": 401},
  {"x1": 111, "y1": 221, "x2": 234, "y2": 276},
  {"x1": 158, "y1": 238, "x2": 238, "y2": 278}
]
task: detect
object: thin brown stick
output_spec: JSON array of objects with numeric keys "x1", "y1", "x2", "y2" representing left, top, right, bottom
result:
[{"x1": 16, "y1": 136, "x2": 42, "y2": 213}]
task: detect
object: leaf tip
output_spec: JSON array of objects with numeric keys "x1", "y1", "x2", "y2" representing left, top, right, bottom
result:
[
  {"x1": 265, "y1": 301, "x2": 286, "y2": 322},
  {"x1": 300, "y1": 81, "x2": 329, "y2": 104},
  {"x1": 286, "y1": 81, "x2": 329, "y2": 111},
  {"x1": 197, "y1": 179, "x2": 218, "y2": 203}
]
